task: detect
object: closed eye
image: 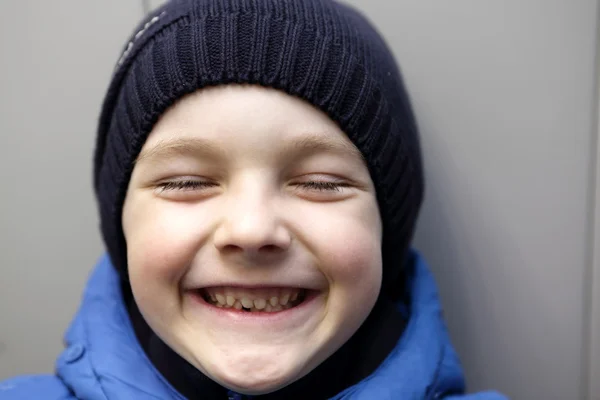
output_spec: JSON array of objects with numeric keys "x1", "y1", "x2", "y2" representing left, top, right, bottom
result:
[
  {"x1": 295, "y1": 181, "x2": 350, "y2": 192},
  {"x1": 156, "y1": 180, "x2": 217, "y2": 192}
]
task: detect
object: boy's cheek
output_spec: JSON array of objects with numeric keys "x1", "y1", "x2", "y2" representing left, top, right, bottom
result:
[
  {"x1": 323, "y1": 237, "x2": 382, "y2": 316},
  {"x1": 123, "y1": 196, "x2": 209, "y2": 283},
  {"x1": 301, "y1": 205, "x2": 382, "y2": 276}
]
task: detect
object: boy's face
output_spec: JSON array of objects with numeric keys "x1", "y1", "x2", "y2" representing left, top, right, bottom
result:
[{"x1": 122, "y1": 85, "x2": 382, "y2": 395}]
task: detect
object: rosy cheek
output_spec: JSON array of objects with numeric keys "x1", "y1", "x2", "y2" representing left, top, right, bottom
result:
[
  {"x1": 304, "y1": 206, "x2": 381, "y2": 277},
  {"x1": 333, "y1": 240, "x2": 381, "y2": 285},
  {"x1": 312, "y1": 218, "x2": 381, "y2": 298},
  {"x1": 126, "y1": 201, "x2": 207, "y2": 283}
]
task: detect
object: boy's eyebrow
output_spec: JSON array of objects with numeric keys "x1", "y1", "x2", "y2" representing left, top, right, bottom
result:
[
  {"x1": 135, "y1": 137, "x2": 227, "y2": 164},
  {"x1": 291, "y1": 134, "x2": 366, "y2": 164},
  {"x1": 135, "y1": 134, "x2": 366, "y2": 165}
]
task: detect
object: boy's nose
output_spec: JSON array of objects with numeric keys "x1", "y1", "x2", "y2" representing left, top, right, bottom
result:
[{"x1": 212, "y1": 188, "x2": 292, "y2": 263}]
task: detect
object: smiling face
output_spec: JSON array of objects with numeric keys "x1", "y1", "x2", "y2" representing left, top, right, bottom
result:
[{"x1": 121, "y1": 84, "x2": 383, "y2": 395}]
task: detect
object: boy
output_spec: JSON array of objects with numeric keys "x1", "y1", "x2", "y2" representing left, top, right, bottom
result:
[{"x1": 1, "y1": 0, "x2": 506, "y2": 398}]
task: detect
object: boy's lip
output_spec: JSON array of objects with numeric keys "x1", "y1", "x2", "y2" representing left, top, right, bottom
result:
[{"x1": 184, "y1": 281, "x2": 325, "y2": 291}]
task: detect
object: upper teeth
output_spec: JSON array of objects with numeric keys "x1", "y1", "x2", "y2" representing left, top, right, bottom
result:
[{"x1": 204, "y1": 287, "x2": 304, "y2": 311}]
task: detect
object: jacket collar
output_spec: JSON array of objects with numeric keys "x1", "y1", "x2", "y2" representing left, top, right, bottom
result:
[{"x1": 56, "y1": 250, "x2": 465, "y2": 399}]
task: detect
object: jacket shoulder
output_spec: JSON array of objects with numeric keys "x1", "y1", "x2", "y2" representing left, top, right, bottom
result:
[{"x1": 0, "y1": 375, "x2": 75, "y2": 399}]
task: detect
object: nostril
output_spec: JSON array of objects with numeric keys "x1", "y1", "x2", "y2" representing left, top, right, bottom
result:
[
  {"x1": 218, "y1": 243, "x2": 287, "y2": 261},
  {"x1": 213, "y1": 222, "x2": 292, "y2": 255},
  {"x1": 261, "y1": 244, "x2": 283, "y2": 252}
]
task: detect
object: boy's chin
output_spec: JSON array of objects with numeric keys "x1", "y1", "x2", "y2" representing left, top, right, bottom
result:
[
  {"x1": 215, "y1": 371, "x2": 296, "y2": 396},
  {"x1": 195, "y1": 348, "x2": 316, "y2": 395},
  {"x1": 207, "y1": 362, "x2": 305, "y2": 395}
]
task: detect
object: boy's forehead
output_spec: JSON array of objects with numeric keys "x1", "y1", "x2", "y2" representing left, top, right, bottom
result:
[{"x1": 134, "y1": 85, "x2": 367, "y2": 166}]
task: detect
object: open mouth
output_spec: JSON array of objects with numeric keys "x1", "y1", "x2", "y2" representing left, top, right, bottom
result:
[{"x1": 199, "y1": 287, "x2": 308, "y2": 313}]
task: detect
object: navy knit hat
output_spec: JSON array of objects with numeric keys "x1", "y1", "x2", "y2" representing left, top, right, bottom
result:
[{"x1": 94, "y1": 0, "x2": 424, "y2": 297}]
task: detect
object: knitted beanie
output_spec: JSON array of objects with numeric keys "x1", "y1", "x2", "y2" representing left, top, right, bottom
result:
[{"x1": 94, "y1": 0, "x2": 424, "y2": 297}]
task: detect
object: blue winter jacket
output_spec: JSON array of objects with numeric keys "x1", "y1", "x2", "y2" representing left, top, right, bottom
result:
[{"x1": 0, "y1": 251, "x2": 507, "y2": 399}]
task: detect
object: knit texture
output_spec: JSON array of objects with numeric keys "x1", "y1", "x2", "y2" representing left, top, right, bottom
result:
[{"x1": 94, "y1": 0, "x2": 424, "y2": 297}]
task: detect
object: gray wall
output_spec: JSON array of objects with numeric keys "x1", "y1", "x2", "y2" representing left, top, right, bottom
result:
[
  {"x1": 1, "y1": 1, "x2": 598, "y2": 399},
  {"x1": 0, "y1": 0, "x2": 142, "y2": 381},
  {"x1": 349, "y1": 2, "x2": 599, "y2": 399}
]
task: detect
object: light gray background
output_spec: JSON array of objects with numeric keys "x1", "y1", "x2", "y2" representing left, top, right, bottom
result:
[{"x1": 1, "y1": 1, "x2": 598, "y2": 399}]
